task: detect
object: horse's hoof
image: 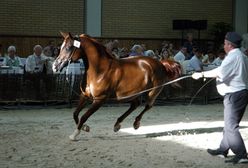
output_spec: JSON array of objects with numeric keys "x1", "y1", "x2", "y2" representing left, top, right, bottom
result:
[
  {"x1": 69, "y1": 129, "x2": 80, "y2": 141},
  {"x1": 133, "y1": 120, "x2": 140, "y2": 130},
  {"x1": 82, "y1": 125, "x2": 90, "y2": 132},
  {"x1": 114, "y1": 123, "x2": 121, "y2": 132},
  {"x1": 69, "y1": 135, "x2": 78, "y2": 141}
]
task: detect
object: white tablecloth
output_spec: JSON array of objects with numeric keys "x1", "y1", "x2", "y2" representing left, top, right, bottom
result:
[{"x1": 0, "y1": 66, "x2": 24, "y2": 74}]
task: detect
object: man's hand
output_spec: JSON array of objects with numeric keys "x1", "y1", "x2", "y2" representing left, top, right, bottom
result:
[{"x1": 192, "y1": 72, "x2": 203, "y2": 80}]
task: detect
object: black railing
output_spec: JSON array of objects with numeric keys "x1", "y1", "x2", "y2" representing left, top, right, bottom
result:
[{"x1": 0, "y1": 74, "x2": 221, "y2": 106}]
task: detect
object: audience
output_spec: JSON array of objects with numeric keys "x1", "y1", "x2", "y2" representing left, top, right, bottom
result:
[
  {"x1": 242, "y1": 47, "x2": 248, "y2": 57},
  {"x1": 212, "y1": 49, "x2": 226, "y2": 66},
  {"x1": 168, "y1": 42, "x2": 177, "y2": 57},
  {"x1": 160, "y1": 48, "x2": 174, "y2": 61},
  {"x1": 25, "y1": 45, "x2": 49, "y2": 74},
  {"x1": 105, "y1": 39, "x2": 122, "y2": 58},
  {"x1": 202, "y1": 50, "x2": 216, "y2": 64},
  {"x1": 129, "y1": 44, "x2": 144, "y2": 56},
  {"x1": 5, "y1": 46, "x2": 23, "y2": 68},
  {"x1": 187, "y1": 47, "x2": 203, "y2": 72},
  {"x1": 42, "y1": 46, "x2": 56, "y2": 74},
  {"x1": 183, "y1": 33, "x2": 197, "y2": 59},
  {"x1": 0, "y1": 44, "x2": 3, "y2": 57},
  {"x1": 144, "y1": 50, "x2": 156, "y2": 57},
  {"x1": 0, "y1": 44, "x2": 6, "y2": 67},
  {"x1": 174, "y1": 46, "x2": 187, "y2": 63}
]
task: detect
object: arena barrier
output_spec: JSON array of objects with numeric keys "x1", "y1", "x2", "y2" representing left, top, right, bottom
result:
[{"x1": 0, "y1": 74, "x2": 221, "y2": 106}]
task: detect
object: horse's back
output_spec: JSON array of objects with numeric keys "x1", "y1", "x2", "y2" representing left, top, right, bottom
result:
[{"x1": 115, "y1": 56, "x2": 167, "y2": 85}]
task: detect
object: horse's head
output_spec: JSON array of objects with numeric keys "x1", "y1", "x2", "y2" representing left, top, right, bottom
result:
[
  {"x1": 52, "y1": 32, "x2": 82, "y2": 72},
  {"x1": 160, "y1": 59, "x2": 182, "y2": 87}
]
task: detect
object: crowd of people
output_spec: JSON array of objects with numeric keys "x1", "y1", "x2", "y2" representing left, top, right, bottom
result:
[
  {"x1": 104, "y1": 33, "x2": 248, "y2": 74},
  {"x1": 1, "y1": 33, "x2": 248, "y2": 76},
  {"x1": 0, "y1": 42, "x2": 60, "y2": 75}
]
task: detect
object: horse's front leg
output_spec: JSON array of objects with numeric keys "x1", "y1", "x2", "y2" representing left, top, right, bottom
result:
[
  {"x1": 73, "y1": 94, "x2": 88, "y2": 125},
  {"x1": 69, "y1": 99, "x2": 104, "y2": 141}
]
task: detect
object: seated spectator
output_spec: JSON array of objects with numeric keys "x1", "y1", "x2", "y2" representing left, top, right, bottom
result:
[
  {"x1": 0, "y1": 57, "x2": 6, "y2": 67},
  {"x1": 183, "y1": 33, "x2": 197, "y2": 58},
  {"x1": 173, "y1": 46, "x2": 187, "y2": 63},
  {"x1": 152, "y1": 49, "x2": 161, "y2": 60},
  {"x1": 0, "y1": 44, "x2": 3, "y2": 57},
  {"x1": 25, "y1": 45, "x2": 49, "y2": 73},
  {"x1": 212, "y1": 49, "x2": 226, "y2": 66},
  {"x1": 118, "y1": 47, "x2": 129, "y2": 58},
  {"x1": 160, "y1": 48, "x2": 174, "y2": 61},
  {"x1": 187, "y1": 47, "x2": 203, "y2": 72},
  {"x1": 241, "y1": 47, "x2": 248, "y2": 57},
  {"x1": 0, "y1": 44, "x2": 6, "y2": 67},
  {"x1": 42, "y1": 46, "x2": 56, "y2": 74},
  {"x1": 141, "y1": 44, "x2": 147, "y2": 53},
  {"x1": 105, "y1": 39, "x2": 122, "y2": 58},
  {"x1": 53, "y1": 46, "x2": 60, "y2": 58},
  {"x1": 5, "y1": 45, "x2": 23, "y2": 68},
  {"x1": 144, "y1": 50, "x2": 155, "y2": 57},
  {"x1": 129, "y1": 44, "x2": 144, "y2": 56},
  {"x1": 202, "y1": 50, "x2": 216, "y2": 64},
  {"x1": 168, "y1": 42, "x2": 177, "y2": 57}
]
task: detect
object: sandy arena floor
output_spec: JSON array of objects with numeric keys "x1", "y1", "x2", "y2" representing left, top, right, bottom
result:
[{"x1": 1, "y1": 104, "x2": 248, "y2": 168}]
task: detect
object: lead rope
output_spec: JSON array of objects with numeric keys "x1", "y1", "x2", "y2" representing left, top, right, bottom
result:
[
  {"x1": 66, "y1": 73, "x2": 214, "y2": 104},
  {"x1": 188, "y1": 77, "x2": 215, "y2": 105},
  {"x1": 115, "y1": 75, "x2": 192, "y2": 100}
]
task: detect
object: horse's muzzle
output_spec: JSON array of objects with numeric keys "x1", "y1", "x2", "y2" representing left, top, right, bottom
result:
[{"x1": 52, "y1": 60, "x2": 68, "y2": 72}]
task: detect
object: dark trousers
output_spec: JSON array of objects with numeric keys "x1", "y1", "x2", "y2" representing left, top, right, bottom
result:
[{"x1": 220, "y1": 89, "x2": 248, "y2": 157}]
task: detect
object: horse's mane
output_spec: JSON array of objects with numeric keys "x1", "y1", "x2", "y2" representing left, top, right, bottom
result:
[
  {"x1": 160, "y1": 59, "x2": 182, "y2": 80},
  {"x1": 79, "y1": 34, "x2": 115, "y2": 59}
]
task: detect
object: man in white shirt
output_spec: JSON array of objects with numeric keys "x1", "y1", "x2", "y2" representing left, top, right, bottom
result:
[
  {"x1": 25, "y1": 45, "x2": 49, "y2": 73},
  {"x1": 187, "y1": 47, "x2": 203, "y2": 72},
  {"x1": 174, "y1": 46, "x2": 187, "y2": 63},
  {"x1": 5, "y1": 46, "x2": 23, "y2": 68},
  {"x1": 211, "y1": 49, "x2": 226, "y2": 66},
  {"x1": 192, "y1": 32, "x2": 248, "y2": 164}
]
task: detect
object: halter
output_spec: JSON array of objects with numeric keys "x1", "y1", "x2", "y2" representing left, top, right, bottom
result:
[
  {"x1": 66, "y1": 36, "x2": 81, "y2": 72},
  {"x1": 68, "y1": 35, "x2": 81, "y2": 63}
]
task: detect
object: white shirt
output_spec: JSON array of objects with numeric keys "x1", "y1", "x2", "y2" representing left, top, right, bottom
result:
[
  {"x1": 5, "y1": 55, "x2": 23, "y2": 67},
  {"x1": 204, "y1": 48, "x2": 248, "y2": 96},
  {"x1": 187, "y1": 55, "x2": 203, "y2": 72},
  {"x1": 25, "y1": 54, "x2": 48, "y2": 73},
  {"x1": 212, "y1": 57, "x2": 223, "y2": 66},
  {"x1": 174, "y1": 51, "x2": 185, "y2": 63}
]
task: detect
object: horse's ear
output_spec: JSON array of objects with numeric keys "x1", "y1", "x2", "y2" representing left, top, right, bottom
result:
[
  {"x1": 60, "y1": 31, "x2": 69, "y2": 38},
  {"x1": 68, "y1": 32, "x2": 73, "y2": 39}
]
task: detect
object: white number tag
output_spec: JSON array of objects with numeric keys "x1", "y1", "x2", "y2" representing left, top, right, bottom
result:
[{"x1": 73, "y1": 40, "x2": 80, "y2": 48}]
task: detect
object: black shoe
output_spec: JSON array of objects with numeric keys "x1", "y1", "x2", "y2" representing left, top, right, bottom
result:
[
  {"x1": 225, "y1": 155, "x2": 248, "y2": 164},
  {"x1": 207, "y1": 148, "x2": 228, "y2": 158}
]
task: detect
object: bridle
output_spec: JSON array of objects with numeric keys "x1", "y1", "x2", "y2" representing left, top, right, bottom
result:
[{"x1": 67, "y1": 35, "x2": 81, "y2": 64}]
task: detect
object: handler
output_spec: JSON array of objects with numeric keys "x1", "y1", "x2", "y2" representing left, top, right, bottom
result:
[{"x1": 192, "y1": 32, "x2": 248, "y2": 164}]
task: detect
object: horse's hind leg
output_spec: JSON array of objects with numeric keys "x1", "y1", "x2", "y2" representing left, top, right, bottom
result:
[
  {"x1": 69, "y1": 99, "x2": 104, "y2": 141},
  {"x1": 114, "y1": 98, "x2": 140, "y2": 132},
  {"x1": 133, "y1": 88, "x2": 162, "y2": 130},
  {"x1": 133, "y1": 105, "x2": 152, "y2": 129}
]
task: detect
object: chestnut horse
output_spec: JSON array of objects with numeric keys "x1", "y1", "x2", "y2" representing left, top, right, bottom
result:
[{"x1": 53, "y1": 32, "x2": 181, "y2": 140}]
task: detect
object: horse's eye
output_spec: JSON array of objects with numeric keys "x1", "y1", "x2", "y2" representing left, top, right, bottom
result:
[{"x1": 65, "y1": 46, "x2": 72, "y2": 51}]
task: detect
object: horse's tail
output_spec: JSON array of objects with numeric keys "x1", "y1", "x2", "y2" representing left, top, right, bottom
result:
[{"x1": 160, "y1": 59, "x2": 182, "y2": 88}]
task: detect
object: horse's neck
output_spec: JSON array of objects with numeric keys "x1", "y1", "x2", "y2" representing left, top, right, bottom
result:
[{"x1": 83, "y1": 45, "x2": 111, "y2": 74}]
